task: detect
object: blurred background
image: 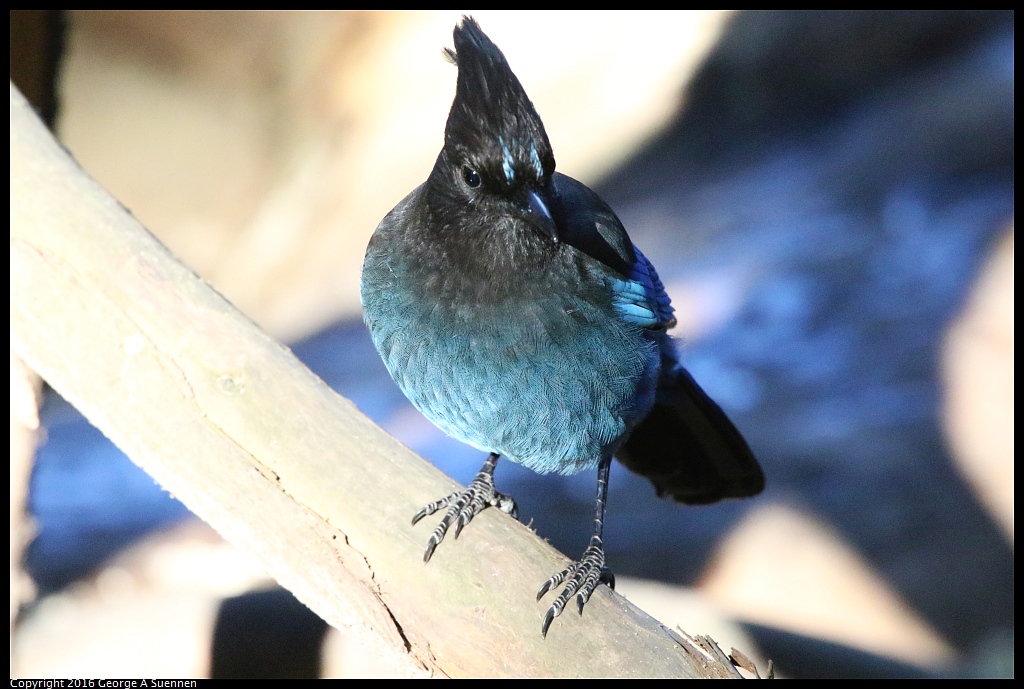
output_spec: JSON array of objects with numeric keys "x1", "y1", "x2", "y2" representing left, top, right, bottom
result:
[{"x1": 10, "y1": 10, "x2": 1013, "y2": 678}]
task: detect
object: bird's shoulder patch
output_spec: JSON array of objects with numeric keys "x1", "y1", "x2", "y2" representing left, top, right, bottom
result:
[{"x1": 609, "y1": 247, "x2": 676, "y2": 330}]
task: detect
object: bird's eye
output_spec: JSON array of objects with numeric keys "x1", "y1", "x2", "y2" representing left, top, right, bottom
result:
[{"x1": 462, "y1": 166, "x2": 481, "y2": 188}]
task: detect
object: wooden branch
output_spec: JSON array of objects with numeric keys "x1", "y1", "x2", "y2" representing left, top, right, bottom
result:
[
  {"x1": 10, "y1": 81, "x2": 735, "y2": 678},
  {"x1": 10, "y1": 352, "x2": 41, "y2": 639}
]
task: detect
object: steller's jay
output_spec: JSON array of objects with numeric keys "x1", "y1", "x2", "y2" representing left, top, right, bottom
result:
[{"x1": 361, "y1": 17, "x2": 764, "y2": 637}]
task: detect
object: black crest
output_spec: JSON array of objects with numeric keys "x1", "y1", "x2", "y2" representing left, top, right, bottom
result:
[{"x1": 442, "y1": 17, "x2": 555, "y2": 186}]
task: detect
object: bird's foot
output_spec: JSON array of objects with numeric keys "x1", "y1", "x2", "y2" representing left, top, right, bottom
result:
[
  {"x1": 411, "y1": 458, "x2": 517, "y2": 563},
  {"x1": 536, "y1": 537, "x2": 615, "y2": 637}
]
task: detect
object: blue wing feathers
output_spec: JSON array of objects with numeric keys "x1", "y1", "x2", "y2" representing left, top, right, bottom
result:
[{"x1": 609, "y1": 245, "x2": 676, "y2": 329}]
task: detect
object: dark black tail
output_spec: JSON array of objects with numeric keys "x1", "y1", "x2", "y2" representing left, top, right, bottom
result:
[{"x1": 617, "y1": 367, "x2": 764, "y2": 504}]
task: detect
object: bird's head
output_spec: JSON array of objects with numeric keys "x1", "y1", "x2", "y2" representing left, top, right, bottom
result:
[{"x1": 429, "y1": 17, "x2": 560, "y2": 243}]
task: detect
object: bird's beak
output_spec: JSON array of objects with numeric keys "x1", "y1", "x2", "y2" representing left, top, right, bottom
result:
[{"x1": 525, "y1": 189, "x2": 559, "y2": 243}]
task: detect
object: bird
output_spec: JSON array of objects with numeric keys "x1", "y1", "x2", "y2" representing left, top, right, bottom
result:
[{"x1": 360, "y1": 16, "x2": 764, "y2": 638}]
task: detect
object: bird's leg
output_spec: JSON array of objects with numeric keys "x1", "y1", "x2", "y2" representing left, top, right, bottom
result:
[
  {"x1": 412, "y1": 452, "x2": 518, "y2": 563},
  {"x1": 537, "y1": 455, "x2": 615, "y2": 637}
]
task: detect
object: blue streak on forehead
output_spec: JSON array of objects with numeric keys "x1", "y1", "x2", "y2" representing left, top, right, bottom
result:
[
  {"x1": 530, "y1": 143, "x2": 544, "y2": 178},
  {"x1": 498, "y1": 136, "x2": 515, "y2": 183}
]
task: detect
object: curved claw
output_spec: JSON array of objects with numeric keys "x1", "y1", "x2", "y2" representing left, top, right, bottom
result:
[
  {"x1": 423, "y1": 536, "x2": 439, "y2": 563},
  {"x1": 540, "y1": 586, "x2": 572, "y2": 637},
  {"x1": 541, "y1": 606, "x2": 557, "y2": 638},
  {"x1": 411, "y1": 507, "x2": 429, "y2": 526}
]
